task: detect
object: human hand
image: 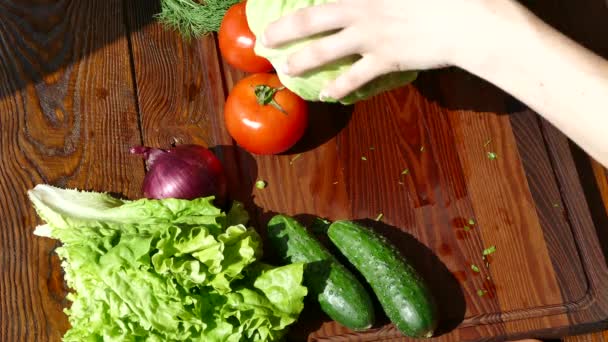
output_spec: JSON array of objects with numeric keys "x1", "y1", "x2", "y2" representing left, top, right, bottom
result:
[
  {"x1": 262, "y1": 0, "x2": 608, "y2": 171},
  {"x1": 262, "y1": 0, "x2": 526, "y2": 100}
]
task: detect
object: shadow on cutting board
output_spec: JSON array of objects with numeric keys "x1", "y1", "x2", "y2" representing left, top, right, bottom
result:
[
  {"x1": 413, "y1": 68, "x2": 526, "y2": 115},
  {"x1": 285, "y1": 102, "x2": 354, "y2": 155},
  {"x1": 413, "y1": 0, "x2": 608, "y2": 115}
]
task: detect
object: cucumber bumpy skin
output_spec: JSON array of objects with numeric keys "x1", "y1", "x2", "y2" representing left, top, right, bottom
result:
[
  {"x1": 267, "y1": 215, "x2": 375, "y2": 331},
  {"x1": 328, "y1": 221, "x2": 438, "y2": 338}
]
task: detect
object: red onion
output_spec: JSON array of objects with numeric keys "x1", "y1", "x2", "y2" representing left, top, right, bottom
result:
[{"x1": 130, "y1": 145, "x2": 228, "y2": 204}]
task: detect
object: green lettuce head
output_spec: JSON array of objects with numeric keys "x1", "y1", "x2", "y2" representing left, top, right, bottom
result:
[
  {"x1": 29, "y1": 184, "x2": 307, "y2": 341},
  {"x1": 246, "y1": 0, "x2": 417, "y2": 105}
]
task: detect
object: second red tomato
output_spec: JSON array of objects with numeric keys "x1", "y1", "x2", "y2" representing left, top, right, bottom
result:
[
  {"x1": 224, "y1": 73, "x2": 308, "y2": 155},
  {"x1": 218, "y1": 2, "x2": 273, "y2": 73}
]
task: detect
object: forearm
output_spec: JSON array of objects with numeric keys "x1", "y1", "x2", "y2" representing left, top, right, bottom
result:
[{"x1": 458, "y1": 1, "x2": 608, "y2": 166}]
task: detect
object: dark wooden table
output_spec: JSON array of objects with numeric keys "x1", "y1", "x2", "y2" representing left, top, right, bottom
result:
[{"x1": 2, "y1": 0, "x2": 608, "y2": 341}]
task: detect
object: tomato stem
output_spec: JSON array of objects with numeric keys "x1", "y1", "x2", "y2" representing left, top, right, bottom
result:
[{"x1": 254, "y1": 85, "x2": 287, "y2": 114}]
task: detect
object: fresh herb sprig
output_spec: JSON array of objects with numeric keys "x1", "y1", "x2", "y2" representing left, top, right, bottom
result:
[{"x1": 157, "y1": 0, "x2": 240, "y2": 39}]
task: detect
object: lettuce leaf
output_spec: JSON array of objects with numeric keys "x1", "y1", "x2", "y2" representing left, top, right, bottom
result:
[
  {"x1": 246, "y1": 0, "x2": 418, "y2": 105},
  {"x1": 29, "y1": 184, "x2": 306, "y2": 341}
]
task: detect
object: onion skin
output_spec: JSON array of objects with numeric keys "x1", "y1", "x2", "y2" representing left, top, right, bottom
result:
[{"x1": 130, "y1": 145, "x2": 228, "y2": 204}]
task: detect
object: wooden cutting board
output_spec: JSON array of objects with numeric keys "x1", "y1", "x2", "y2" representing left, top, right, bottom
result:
[
  {"x1": 1, "y1": 0, "x2": 607, "y2": 341},
  {"x1": 216, "y1": 58, "x2": 608, "y2": 342}
]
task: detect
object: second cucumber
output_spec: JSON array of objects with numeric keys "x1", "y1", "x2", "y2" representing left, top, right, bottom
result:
[
  {"x1": 267, "y1": 215, "x2": 375, "y2": 331},
  {"x1": 328, "y1": 221, "x2": 438, "y2": 338}
]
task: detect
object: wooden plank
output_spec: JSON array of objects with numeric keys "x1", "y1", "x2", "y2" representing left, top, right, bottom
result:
[
  {"x1": 0, "y1": 0, "x2": 143, "y2": 341},
  {"x1": 450, "y1": 106, "x2": 564, "y2": 316},
  {"x1": 541, "y1": 120, "x2": 608, "y2": 328},
  {"x1": 566, "y1": 331, "x2": 608, "y2": 342},
  {"x1": 510, "y1": 110, "x2": 587, "y2": 303},
  {"x1": 126, "y1": 0, "x2": 227, "y2": 147}
]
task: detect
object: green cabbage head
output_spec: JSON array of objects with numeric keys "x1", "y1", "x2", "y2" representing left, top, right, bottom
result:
[{"x1": 247, "y1": 0, "x2": 417, "y2": 105}]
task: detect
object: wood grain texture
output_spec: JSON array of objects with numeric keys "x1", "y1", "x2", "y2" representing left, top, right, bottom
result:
[
  {"x1": 510, "y1": 111, "x2": 587, "y2": 303},
  {"x1": 0, "y1": 0, "x2": 143, "y2": 341},
  {"x1": 539, "y1": 119, "x2": 608, "y2": 328},
  {"x1": 448, "y1": 97, "x2": 564, "y2": 315},
  {"x1": 566, "y1": 331, "x2": 608, "y2": 342},
  {"x1": 126, "y1": 0, "x2": 227, "y2": 148}
]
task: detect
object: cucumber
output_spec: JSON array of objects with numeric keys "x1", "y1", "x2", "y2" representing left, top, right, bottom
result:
[
  {"x1": 328, "y1": 221, "x2": 438, "y2": 338},
  {"x1": 267, "y1": 215, "x2": 375, "y2": 331}
]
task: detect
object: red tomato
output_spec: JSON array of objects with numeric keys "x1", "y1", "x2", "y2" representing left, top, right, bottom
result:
[
  {"x1": 218, "y1": 2, "x2": 273, "y2": 73},
  {"x1": 224, "y1": 73, "x2": 308, "y2": 155}
]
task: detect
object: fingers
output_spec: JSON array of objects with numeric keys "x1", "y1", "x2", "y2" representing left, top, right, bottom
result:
[
  {"x1": 263, "y1": 3, "x2": 350, "y2": 47},
  {"x1": 321, "y1": 57, "x2": 390, "y2": 100},
  {"x1": 282, "y1": 28, "x2": 361, "y2": 76}
]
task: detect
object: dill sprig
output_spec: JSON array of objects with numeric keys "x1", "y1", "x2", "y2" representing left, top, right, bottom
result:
[{"x1": 157, "y1": 0, "x2": 240, "y2": 39}]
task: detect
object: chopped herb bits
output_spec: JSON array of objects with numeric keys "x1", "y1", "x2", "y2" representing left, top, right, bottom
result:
[
  {"x1": 483, "y1": 246, "x2": 497, "y2": 256},
  {"x1": 255, "y1": 180, "x2": 267, "y2": 189},
  {"x1": 289, "y1": 154, "x2": 302, "y2": 165}
]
